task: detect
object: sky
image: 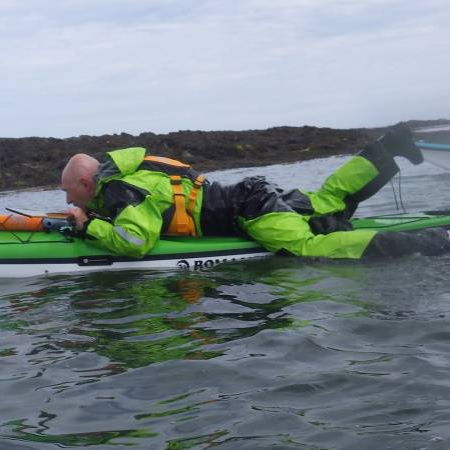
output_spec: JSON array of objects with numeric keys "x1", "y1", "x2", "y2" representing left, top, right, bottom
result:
[{"x1": 1, "y1": 0, "x2": 449, "y2": 138}]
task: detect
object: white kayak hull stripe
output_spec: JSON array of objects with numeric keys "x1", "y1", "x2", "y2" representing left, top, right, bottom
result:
[{"x1": 0, "y1": 251, "x2": 271, "y2": 278}]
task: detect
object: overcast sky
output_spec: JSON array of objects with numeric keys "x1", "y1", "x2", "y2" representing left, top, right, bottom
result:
[{"x1": 1, "y1": 0, "x2": 449, "y2": 138}]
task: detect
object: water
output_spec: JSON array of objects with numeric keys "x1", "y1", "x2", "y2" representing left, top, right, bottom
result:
[{"x1": 1, "y1": 157, "x2": 450, "y2": 449}]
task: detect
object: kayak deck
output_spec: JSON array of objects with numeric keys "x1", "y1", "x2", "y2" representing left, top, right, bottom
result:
[{"x1": 352, "y1": 213, "x2": 450, "y2": 232}]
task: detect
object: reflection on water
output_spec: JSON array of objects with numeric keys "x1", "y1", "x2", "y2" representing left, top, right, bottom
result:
[
  {"x1": 1, "y1": 158, "x2": 450, "y2": 448},
  {"x1": 0, "y1": 260, "x2": 365, "y2": 373},
  {"x1": 0, "y1": 259, "x2": 362, "y2": 444}
]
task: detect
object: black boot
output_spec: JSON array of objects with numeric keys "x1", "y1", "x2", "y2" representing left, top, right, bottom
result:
[
  {"x1": 378, "y1": 123, "x2": 424, "y2": 165},
  {"x1": 363, "y1": 228, "x2": 450, "y2": 258}
]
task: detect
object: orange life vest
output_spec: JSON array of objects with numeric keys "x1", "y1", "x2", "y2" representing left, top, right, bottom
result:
[{"x1": 141, "y1": 156, "x2": 205, "y2": 236}]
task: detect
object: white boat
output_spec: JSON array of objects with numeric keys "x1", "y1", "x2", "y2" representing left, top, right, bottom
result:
[{"x1": 416, "y1": 141, "x2": 450, "y2": 170}]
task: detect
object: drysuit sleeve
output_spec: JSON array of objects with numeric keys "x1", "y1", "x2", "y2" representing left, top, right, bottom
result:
[
  {"x1": 84, "y1": 181, "x2": 163, "y2": 258},
  {"x1": 85, "y1": 202, "x2": 162, "y2": 258}
]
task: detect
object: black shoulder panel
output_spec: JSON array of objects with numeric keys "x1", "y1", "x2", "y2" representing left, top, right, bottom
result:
[
  {"x1": 102, "y1": 180, "x2": 149, "y2": 219},
  {"x1": 139, "y1": 160, "x2": 200, "y2": 181}
]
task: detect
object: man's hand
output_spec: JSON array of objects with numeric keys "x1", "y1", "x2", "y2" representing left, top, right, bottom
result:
[{"x1": 64, "y1": 207, "x2": 89, "y2": 230}]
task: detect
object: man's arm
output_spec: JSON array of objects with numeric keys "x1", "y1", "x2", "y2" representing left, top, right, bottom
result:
[
  {"x1": 84, "y1": 202, "x2": 163, "y2": 258},
  {"x1": 68, "y1": 181, "x2": 163, "y2": 258}
]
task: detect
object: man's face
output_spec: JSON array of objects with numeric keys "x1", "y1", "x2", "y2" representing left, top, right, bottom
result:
[{"x1": 61, "y1": 176, "x2": 94, "y2": 210}]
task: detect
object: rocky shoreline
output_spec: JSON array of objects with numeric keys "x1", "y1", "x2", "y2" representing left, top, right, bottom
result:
[{"x1": 1, "y1": 119, "x2": 449, "y2": 191}]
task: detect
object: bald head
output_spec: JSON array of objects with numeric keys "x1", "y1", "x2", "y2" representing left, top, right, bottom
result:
[
  {"x1": 62, "y1": 153, "x2": 99, "y2": 182},
  {"x1": 61, "y1": 153, "x2": 100, "y2": 209}
]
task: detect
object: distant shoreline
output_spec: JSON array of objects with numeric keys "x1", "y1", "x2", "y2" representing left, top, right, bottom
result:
[{"x1": 1, "y1": 119, "x2": 449, "y2": 191}]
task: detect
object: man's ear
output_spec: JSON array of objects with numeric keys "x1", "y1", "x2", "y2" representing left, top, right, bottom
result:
[
  {"x1": 79, "y1": 176, "x2": 91, "y2": 189},
  {"x1": 81, "y1": 176, "x2": 96, "y2": 194}
]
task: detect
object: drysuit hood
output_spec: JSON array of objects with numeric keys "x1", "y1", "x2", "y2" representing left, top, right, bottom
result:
[{"x1": 96, "y1": 147, "x2": 147, "y2": 182}]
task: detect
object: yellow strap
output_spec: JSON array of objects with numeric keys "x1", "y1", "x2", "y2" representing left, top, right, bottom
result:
[
  {"x1": 144, "y1": 155, "x2": 191, "y2": 168},
  {"x1": 167, "y1": 175, "x2": 195, "y2": 236},
  {"x1": 187, "y1": 175, "x2": 205, "y2": 215}
]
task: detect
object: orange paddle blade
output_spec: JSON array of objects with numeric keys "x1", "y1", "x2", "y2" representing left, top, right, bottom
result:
[{"x1": 0, "y1": 214, "x2": 44, "y2": 231}]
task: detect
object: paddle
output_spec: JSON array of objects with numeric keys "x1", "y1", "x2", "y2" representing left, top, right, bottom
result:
[{"x1": 1, "y1": 208, "x2": 73, "y2": 231}]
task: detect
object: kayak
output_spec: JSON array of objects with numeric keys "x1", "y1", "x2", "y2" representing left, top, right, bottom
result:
[
  {"x1": 1, "y1": 212, "x2": 450, "y2": 277},
  {"x1": 416, "y1": 140, "x2": 450, "y2": 170},
  {"x1": 0, "y1": 232, "x2": 270, "y2": 278}
]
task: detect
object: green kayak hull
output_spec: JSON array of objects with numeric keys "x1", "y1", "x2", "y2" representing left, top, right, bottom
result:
[{"x1": 1, "y1": 212, "x2": 449, "y2": 277}]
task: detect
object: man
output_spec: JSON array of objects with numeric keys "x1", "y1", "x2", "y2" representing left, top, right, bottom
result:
[{"x1": 61, "y1": 124, "x2": 450, "y2": 259}]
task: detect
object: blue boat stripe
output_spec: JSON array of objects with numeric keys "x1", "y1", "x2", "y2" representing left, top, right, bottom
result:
[{"x1": 416, "y1": 141, "x2": 450, "y2": 151}]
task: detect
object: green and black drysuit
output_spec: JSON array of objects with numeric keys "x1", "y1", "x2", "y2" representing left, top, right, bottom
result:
[{"x1": 83, "y1": 146, "x2": 450, "y2": 259}]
